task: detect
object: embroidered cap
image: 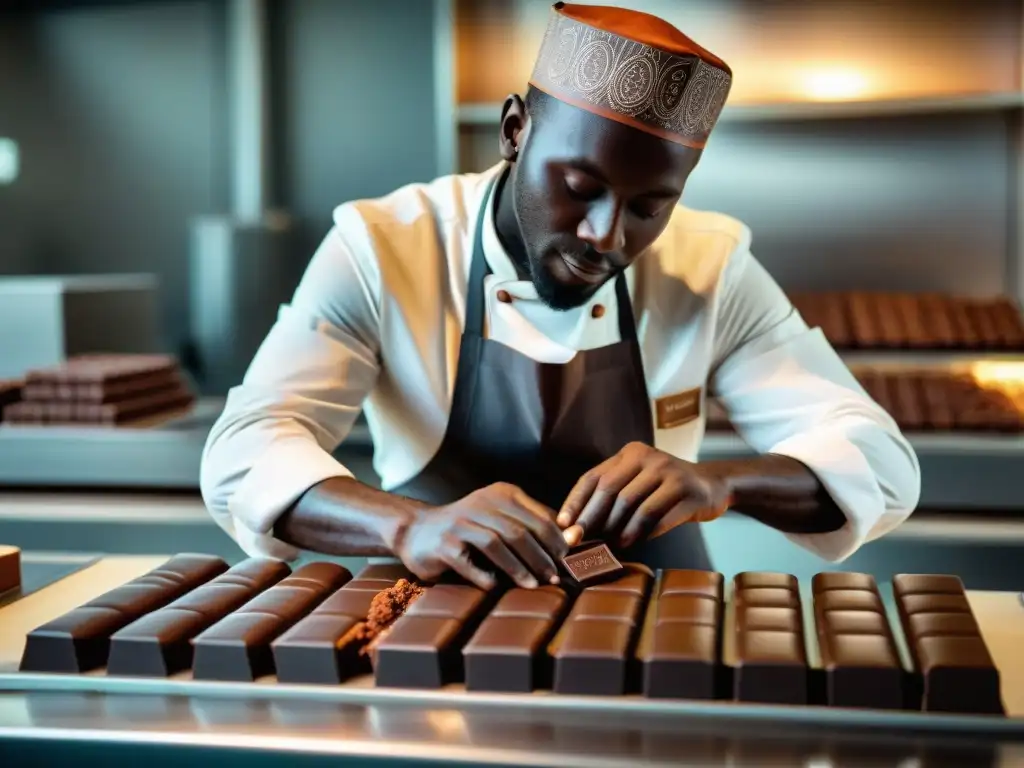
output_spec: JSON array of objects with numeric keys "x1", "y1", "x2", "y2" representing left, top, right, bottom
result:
[{"x1": 529, "y1": 3, "x2": 732, "y2": 149}]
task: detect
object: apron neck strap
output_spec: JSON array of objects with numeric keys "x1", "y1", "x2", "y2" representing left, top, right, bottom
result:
[{"x1": 466, "y1": 175, "x2": 638, "y2": 344}]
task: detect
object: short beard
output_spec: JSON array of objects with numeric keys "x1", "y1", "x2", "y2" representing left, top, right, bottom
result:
[{"x1": 511, "y1": 171, "x2": 602, "y2": 312}]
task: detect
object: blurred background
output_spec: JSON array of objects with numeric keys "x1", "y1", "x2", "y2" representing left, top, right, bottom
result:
[{"x1": 0, "y1": 0, "x2": 1023, "y2": 587}]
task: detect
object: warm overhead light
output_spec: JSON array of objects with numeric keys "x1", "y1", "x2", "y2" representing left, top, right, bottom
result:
[
  {"x1": 969, "y1": 361, "x2": 1024, "y2": 387},
  {"x1": 801, "y1": 69, "x2": 870, "y2": 101}
]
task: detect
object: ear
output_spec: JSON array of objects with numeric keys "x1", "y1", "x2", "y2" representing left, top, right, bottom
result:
[{"x1": 498, "y1": 94, "x2": 527, "y2": 163}]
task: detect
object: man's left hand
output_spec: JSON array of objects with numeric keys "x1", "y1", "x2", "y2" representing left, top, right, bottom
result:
[{"x1": 557, "y1": 442, "x2": 733, "y2": 548}]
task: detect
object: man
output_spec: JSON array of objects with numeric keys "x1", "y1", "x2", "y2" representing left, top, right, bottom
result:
[{"x1": 201, "y1": 3, "x2": 920, "y2": 590}]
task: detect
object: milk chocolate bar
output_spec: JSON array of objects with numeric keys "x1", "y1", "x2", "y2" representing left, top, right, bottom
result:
[
  {"x1": 948, "y1": 298, "x2": 982, "y2": 348},
  {"x1": 105, "y1": 558, "x2": 290, "y2": 677},
  {"x1": 549, "y1": 567, "x2": 653, "y2": 695},
  {"x1": 919, "y1": 294, "x2": 957, "y2": 348},
  {"x1": 846, "y1": 293, "x2": 882, "y2": 349},
  {"x1": 191, "y1": 562, "x2": 351, "y2": 681},
  {"x1": 873, "y1": 293, "x2": 905, "y2": 349},
  {"x1": 990, "y1": 298, "x2": 1024, "y2": 349},
  {"x1": 967, "y1": 301, "x2": 1002, "y2": 350},
  {"x1": 637, "y1": 570, "x2": 723, "y2": 699},
  {"x1": 732, "y1": 572, "x2": 808, "y2": 704},
  {"x1": 463, "y1": 586, "x2": 569, "y2": 692},
  {"x1": 812, "y1": 572, "x2": 903, "y2": 709},
  {"x1": 895, "y1": 294, "x2": 928, "y2": 348},
  {"x1": 0, "y1": 545, "x2": 21, "y2": 594},
  {"x1": 375, "y1": 584, "x2": 493, "y2": 688},
  {"x1": 559, "y1": 540, "x2": 625, "y2": 587},
  {"x1": 892, "y1": 574, "x2": 1003, "y2": 714},
  {"x1": 19, "y1": 554, "x2": 228, "y2": 673}
]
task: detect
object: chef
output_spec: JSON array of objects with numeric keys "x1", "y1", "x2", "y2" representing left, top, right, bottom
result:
[{"x1": 200, "y1": 3, "x2": 920, "y2": 590}]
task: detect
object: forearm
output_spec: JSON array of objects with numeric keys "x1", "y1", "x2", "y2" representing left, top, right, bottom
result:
[
  {"x1": 272, "y1": 476, "x2": 426, "y2": 557},
  {"x1": 703, "y1": 454, "x2": 846, "y2": 534}
]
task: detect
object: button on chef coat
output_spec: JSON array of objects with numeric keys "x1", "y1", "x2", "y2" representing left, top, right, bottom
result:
[{"x1": 200, "y1": 162, "x2": 921, "y2": 563}]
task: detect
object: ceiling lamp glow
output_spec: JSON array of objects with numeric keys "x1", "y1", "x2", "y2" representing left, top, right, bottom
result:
[{"x1": 801, "y1": 69, "x2": 870, "y2": 101}]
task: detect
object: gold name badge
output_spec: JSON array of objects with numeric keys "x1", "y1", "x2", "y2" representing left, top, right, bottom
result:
[{"x1": 655, "y1": 387, "x2": 701, "y2": 429}]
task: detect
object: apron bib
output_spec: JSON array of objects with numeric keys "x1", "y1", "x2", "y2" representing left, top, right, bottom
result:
[{"x1": 390, "y1": 175, "x2": 711, "y2": 571}]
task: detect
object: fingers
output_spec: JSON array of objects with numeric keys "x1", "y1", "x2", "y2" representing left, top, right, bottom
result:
[
  {"x1": 619, "y1": 482, "x2": 688, "y2": 548},
  {"x1": 604, "y1": 468, "x2": 662, "y2": 539},
  {"x1": 567, "y1": 455, "x2": 644, "y2": 540},
  {"x1": 557, "y1": 455, "x2": 616, "y2": 527},
  {"x1": 438, "y1": 540, "x2": 496, "y2": 590},
  {"x1": 459, "y1": 520, "x2": 540, "y2": 589},
  {"x1": 481, "y1": 509, "x2": 561, "y2": 585},
  {"x1": 501, "y1": 488, "x2": 569, "y2": 561}
]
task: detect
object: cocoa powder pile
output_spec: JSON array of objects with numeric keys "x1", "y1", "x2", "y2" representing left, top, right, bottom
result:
[{"x1": 336, "y1": 578, "x2": 425, "y2": 662}]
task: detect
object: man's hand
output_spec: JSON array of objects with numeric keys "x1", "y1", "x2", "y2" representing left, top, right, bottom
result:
[
  {"x1": 394, "y1": 482, "x2": 568, "y2": 591},
  {"x1": 557, "y1": 442, "x2": 733, "y2": 548}
]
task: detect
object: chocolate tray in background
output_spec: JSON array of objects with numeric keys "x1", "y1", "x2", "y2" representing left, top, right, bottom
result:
[
  {"x1": 788, "y1": 292, "x2": 1024, "y2": 351},
  {"x1": 4, "y1": 555, "x2": 1019, "y2": 739},
  {"x1": 704, "y1": 366, "x2": 1024, "y2": 434}
]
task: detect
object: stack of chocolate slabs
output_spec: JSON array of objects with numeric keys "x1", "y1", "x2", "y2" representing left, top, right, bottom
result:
[
  {"x1": 4, "y1": 354, "x2": 194, "y2": 427},
  {"x1": 0, "y1": 380, "x2": 22, "y2": 423}
]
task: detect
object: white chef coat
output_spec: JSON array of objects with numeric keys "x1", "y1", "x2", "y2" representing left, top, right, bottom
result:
[{"x1": 200, "y1": 161, "x2": 921, "y2": 563}]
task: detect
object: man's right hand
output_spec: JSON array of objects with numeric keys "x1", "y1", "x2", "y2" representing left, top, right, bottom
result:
[{"x1": 393, "y1": 482, "x2": 568, "y2": 590}]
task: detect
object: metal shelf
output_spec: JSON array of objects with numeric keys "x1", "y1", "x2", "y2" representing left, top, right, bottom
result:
[{"x1": 457, "y1": 92, "x2": 1024, "y2": 127}]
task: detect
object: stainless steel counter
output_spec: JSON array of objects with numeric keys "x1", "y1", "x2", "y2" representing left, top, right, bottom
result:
[{"x1": 1, "y1": 557, "x2": 1023, "y2": 766}]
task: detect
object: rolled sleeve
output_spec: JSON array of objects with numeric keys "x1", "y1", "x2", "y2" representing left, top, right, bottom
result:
[
  {"x1": 709, "y1": 239, "x2": 921, "y2": 560},
  {"x1": 200, "y1": 219, "x2": 381, "y2": 560}
]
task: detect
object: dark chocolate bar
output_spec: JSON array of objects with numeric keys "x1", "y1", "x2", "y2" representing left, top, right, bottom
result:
[
  {"x1": 105, "y1": 558, "x2": 290, "y2": 676},
  {"x1": 892, "y1": 573, "x2": 1003, "y2": 714},
  {"x1": 19, "y1": 554, "x2": 228, "y2": 673},
  {"x1": 559, "y1": 540, "x2": 625, "y2": 587},
  {"x1": 24, "y1": 354, "x2": 178, "y2": 387},
  {"x1": 463, "y1": 586, "x2": 569, "y2": 692},
  {"x1": 548, "y1": 567, "x2": 652, "y2": 695},
  {"x1": 812, "y1": 572, "x2": 903, "y2": 709},
  {"x1": 638, "y1": 570, "x2": 723, "y2": 699},
  {"x1": 375, "y1": 583, "x2": 493, "y2": 688},
  {"x1": 191, "y1": 562, "x2": 351, "y2": 681},
  {"x1": 0, "y1": 545, "x2": 20, "y2": 595},
  {"x1": 732, "y1": 573, "x2": 807, "y2": 704}
]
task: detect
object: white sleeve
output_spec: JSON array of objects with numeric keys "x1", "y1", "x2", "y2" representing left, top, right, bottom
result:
[
  {"x1": 200, "y1": 209, "x2": 382, "y2": 560},
  {"x1": 708, "y1": 233, "x2": 921, "y2": 561}
]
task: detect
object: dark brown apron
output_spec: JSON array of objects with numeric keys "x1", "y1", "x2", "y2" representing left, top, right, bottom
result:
[{"x1": 390, "y1": 177, "x2": 712, "y2": 571}]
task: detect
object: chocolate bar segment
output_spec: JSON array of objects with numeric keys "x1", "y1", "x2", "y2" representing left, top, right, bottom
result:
[
  {"x1": 638, "y1": 569, "x2": 723, "y2": 699},
  {"x1": 462, "y1": 586, "x2": 569, "y2": 692},
  {"x1": 19, "y1": 554, "x2": 228, "y2": 673},
  {"x1": 732, "y1": 573, "x2": 807, "y2": 704},
  {"x1": 550, "y1": 565, "x2": 653, "y2": 695},
  {"x1": 191, "y1": 562, "x2": 351, "y2": 681},
  {"x1": 376, "y1": 583, "x2": 493, "y2": 688},
  {"x1": 892, "y1": 572, "x2": 1003, "y2": 714},
  {"x1": 812, "y1": 572, "x2": 903, "y2": 709},
  {"x1": 105, "y1": 558, "x2": 290, "y2": 677}
]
